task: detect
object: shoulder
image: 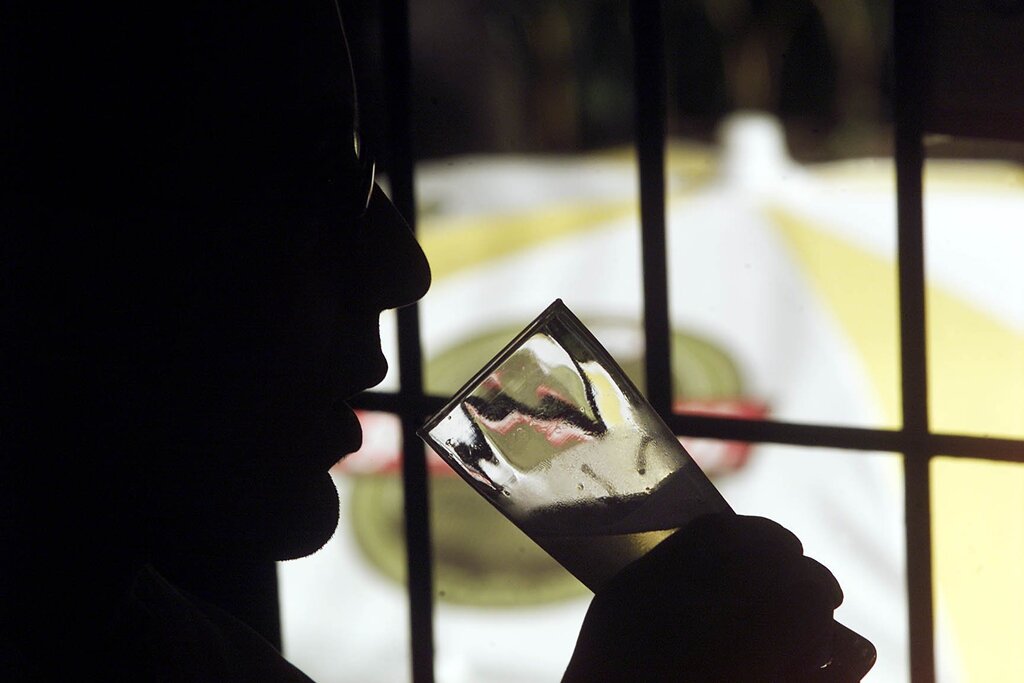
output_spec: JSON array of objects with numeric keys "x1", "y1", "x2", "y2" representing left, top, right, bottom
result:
[{"x1": 114, "y1": 565, "x2": 316, "y2": 683}]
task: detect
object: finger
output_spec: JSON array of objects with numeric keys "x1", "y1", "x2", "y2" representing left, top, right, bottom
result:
[
  {"x1": 609, "y1": 513, "x2": 817, "y2": 607},
  {"x1": 730, "y1": 514, "x2": 804, "y2": 557},
  {"x1": 643, "y1": 513, "x2": 805, "y2": 573},
  {"x1": 803, "y1": 556, "x2": 844, "y2": 609},
  {"x1": 753, "y1": 552, "x2": 844, "y2": 608},
  {"x1": 725, "y1": 540, "x2": 841, "y2": 610},
  {"x1": 792, "y1": 623, "x2": 876, "y2": 683},
  {"x1": 767, "y1": 577, "x2": 838, "y2": 676}
]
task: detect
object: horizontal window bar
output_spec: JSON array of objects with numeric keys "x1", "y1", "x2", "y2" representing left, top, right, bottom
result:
[{"x1": 353, "y1": 391, "x2": 1024, "y2": 463}]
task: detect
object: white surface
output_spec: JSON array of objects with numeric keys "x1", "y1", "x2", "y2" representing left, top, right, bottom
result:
[{"x1": 280, "y1": 116, "x2": 1022, "y2": 682}]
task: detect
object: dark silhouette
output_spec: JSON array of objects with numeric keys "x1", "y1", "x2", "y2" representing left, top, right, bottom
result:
[{"x1": 3, "y1": 3, "x2": 859, "y2": 681}]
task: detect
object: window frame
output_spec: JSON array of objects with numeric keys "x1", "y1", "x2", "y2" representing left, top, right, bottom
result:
[{"x1": 349, "y1": 2, "x2": 1024, "y2": 682}]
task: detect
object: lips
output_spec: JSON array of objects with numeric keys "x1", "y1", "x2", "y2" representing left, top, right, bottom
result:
[
  {"x1": 315, "y1": 314, "x2": 391, "y2": 466},
  {"x1": 346, "y1": 352, "x2": 388, "y2": 398},
  {"x1": 334, "y1": 322, "x2": 389, "y2": 397},
  {"x1": 326, "y1": 351, "x2": 388, "y2": 464},
  {"x1": 334, "y1": 402, "x2": 364, "y2": 457}
]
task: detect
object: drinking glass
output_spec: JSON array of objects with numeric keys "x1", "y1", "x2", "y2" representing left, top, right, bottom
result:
[{"x1": 420, "y1": 299, "x2": 875, "y2": 676}]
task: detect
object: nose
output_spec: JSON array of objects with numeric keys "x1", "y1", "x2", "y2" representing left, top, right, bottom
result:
[{"x1": 359, "y1": 185, "x2": 431, "y2": 311}]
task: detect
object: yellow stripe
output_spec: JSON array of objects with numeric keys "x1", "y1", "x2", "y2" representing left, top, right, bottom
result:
[
  {"x1": 419, "y1": 200, "x2": 636, "y2": 280},
  {"x1": 771, "y1": 205, "x2": 1024, "y2": 683},
  {"x1": 810, "y1": 159, "x2": 1024, "y2": 194},
  {"x1": 928, "y1": 285, "x2": 1024, "y2": 437},
  {"x1": 419, "y1": 144, "x2": 715, "y2": 281},
  {"x1": 766, "y1": 206, "x2": 902, "y2": 428}
]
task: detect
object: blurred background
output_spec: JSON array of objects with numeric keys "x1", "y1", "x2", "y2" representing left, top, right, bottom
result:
[{"x1": 278, "y1": 2, "x2": 1024, "y2": 681}]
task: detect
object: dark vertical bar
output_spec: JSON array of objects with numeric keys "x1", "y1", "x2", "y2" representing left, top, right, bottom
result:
[
  {"x1": 893, "y1": 0, "x2": 935, "y2": 681},
  {"x1": 380, "y1": 2, "x2": 435, "y2": 682},
  {"x1": 903, "y1": 453, "x2": 934, "y2": 683},
  {"x1": 629, "y1": 0, "x2": 672, "y2": 418}
]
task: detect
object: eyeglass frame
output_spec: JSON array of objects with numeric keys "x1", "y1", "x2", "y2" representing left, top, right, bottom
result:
[{"x1": 335, "y1": 0, "x2": 376, "y2": 220}]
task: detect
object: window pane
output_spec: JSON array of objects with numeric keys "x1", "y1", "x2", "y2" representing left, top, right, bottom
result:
[
  {"x1": 411, "y1": 0, "x2": 644, "y2": 396},
  {"x1": 665, "y1": 1, "x2": 901, "y2": 430},
  {"x1": 932, "y1": 456, "x2": 1024, "y2": 683},
  {"x1": 924, "y1": 137, "x2": 1024, "y2": 440},
  {"x1": 665, "y1": 147, "x2": 902, "y2": 430}
]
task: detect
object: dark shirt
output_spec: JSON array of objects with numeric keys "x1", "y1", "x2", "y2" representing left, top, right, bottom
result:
[{"x1": 110, "y1": 565, "x2": 314, "y2": 683}]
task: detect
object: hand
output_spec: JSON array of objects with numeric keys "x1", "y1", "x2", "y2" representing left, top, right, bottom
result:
[{"x1": 563, "y1": 513, "x2": 846, "y2": 682}]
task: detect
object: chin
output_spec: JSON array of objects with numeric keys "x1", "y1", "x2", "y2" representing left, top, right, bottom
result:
[
  {"x1": 263, "y1": 472, "x2": 342, "y2": 561},
  {"x1": 157, "y1": 469, "x2": 343, "y2": 563}
]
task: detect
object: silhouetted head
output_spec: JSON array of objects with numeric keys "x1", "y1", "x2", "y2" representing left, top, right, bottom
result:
[{"x1": 4, "y1": 2, "x2": 429, "y2": 576}]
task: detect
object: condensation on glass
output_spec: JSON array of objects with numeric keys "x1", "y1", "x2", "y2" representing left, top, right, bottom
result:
[{"x1": 420, "y1": 299, "x2": 728, "y2": 591}]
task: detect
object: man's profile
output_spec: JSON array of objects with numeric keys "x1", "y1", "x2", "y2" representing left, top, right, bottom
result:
[{"x1": 3, "y1": 3, "x2": 850, "y2": 681}]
